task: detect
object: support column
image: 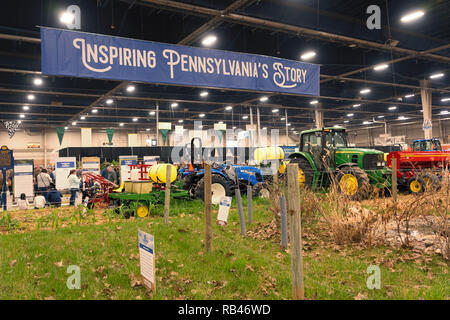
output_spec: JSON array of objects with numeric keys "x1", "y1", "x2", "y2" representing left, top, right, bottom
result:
[
  {"x1": 285, "y1": 109, "x2": 289, "y2": 145},
  {"x1": 420, "y1": 79, "x2": 433, "y2": 139},
  {"x1": 314, "y1": 104, "x2": 324, "y2": 129},
  {"x1": 249, "y1": 106, "x2": 254, "y2": 125},
  {"x1": 156, "y1": 102, "x2": 160, "y2": 146},
  {"x1": 256, "y1": 107, "x2": 261, "y2": 145}
]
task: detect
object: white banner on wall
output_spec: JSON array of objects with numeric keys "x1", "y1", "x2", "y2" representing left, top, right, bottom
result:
[
  {"x1": 119, "y1": 155, "x2": 137, "y2": 182},
  {"x1": 82, "y1": 157, "x2": 100, "y2": 175},
  {"x1": 55, "y1": 157, "x2": 76, "y2": 190},
  {"x1": 143, "y1": 156, "x2": 160, "y2": 165},
  {"x1": 14, "y1": 160, "x2": 34, "y2": 198}
]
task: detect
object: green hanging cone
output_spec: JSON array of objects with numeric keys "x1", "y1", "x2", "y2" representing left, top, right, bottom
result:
[
  {"x1": 160, "y1": 129, "x2": 169, "y2": 145},
  {"x1": 56, "y1": 127, "x2": 65, "y2": 145},
  {"x1": 106, "y1": 128, "x2": 114, "y2": 144}
]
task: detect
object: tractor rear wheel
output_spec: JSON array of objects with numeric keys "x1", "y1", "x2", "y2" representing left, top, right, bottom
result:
[
  {"x1": 336, "y1": 166, "x2": 370, "y2": 200},
  {"x1": 252, "y1": 182, "x2": 270, "y2": 198},
  {"x1": 422, "y1": 173, "x2": 440, "y2": 191},
  {"x1": 289, "y1": 157, "x2": 314, "y2": 188},
  {"x1": 195, "y1": 174, "x2": 231, "y2": 205}
]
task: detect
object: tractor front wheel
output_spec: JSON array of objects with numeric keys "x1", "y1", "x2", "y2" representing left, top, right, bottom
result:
[
  {"x1": 336, "y1": 166, "x2": 370, "y2": 200},
  {"x1": 195, "y1": 174, "x2": 231, "y2": 205},
  {"x1": 289, "y1": 157, "x2": 314, "y2": 188},
  {"x1": 407, "y1": 177, "x2": 425, "y2": 194}
]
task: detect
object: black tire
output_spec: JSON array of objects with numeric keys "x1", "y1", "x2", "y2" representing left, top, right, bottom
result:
[
  {"x1": 252, "y1": 182, "x2": 270, "y2": 198},
  {"x1": 407, "y1": 176, "x2": 425, "y2": 194},
  {"x1": 421, "y1": 173, "x2": 440, "y2": 191},
  {"x1": 289, "y1": 157, "x2": 314, "y2": 188},
  {"x1": 335, "y1": 166, "x2": 370, "y2": 200},
  {"x1": 195, "y1": 174, "x2": 231, "y2": 201}
]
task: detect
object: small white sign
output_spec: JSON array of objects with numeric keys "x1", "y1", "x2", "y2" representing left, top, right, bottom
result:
[
  {"x1": 217, "y1": 196, "x2": 232, "y2": 226},
  {"x1": 138, "y1": 229, "x2": 155, "y2": 292}
]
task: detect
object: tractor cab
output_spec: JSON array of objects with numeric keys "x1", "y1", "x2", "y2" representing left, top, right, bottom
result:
[{"x1": 412, "y1": 138, "x2": 442, "y2": 152}]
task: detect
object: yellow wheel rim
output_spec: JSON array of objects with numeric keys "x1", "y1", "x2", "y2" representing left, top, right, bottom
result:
[
  {"x1": 410, "y1": 180, "x2": 422, "y2": 193},
  {"x1": 339, "y1": 174, "x2": 358, "y2": 196},
  {"x1": 137, "y1": 205, "x2": 149, "y2": 218},
  {"x1": 298, "y1": 169, "x2": 306, "y2": 188}
]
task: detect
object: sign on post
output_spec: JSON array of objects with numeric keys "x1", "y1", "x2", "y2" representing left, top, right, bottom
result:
[
  {"x1": 81, "y1": 157, "x2": 100, "y2": 175},
  {"x1": 138, "y1": 229, "x2": 156, "y2": 293},
  {"x1": 14, "y1": 159, "x2": 34, "y2": 198},
  {"x1": 217, "y1": 196, "x2": 232, "y2": 226},
  {"x1": 40, "y1": 28, "x2": 320, "y2": 96},
  {"x1": 119, "y1": 155, "x2": 137, "y2": 182},
  {"x1": 55, "y1": 157, "x2": 76, "y2": 190}
]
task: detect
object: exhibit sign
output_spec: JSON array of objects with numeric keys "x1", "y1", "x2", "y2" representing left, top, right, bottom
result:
[
  {"x1": 143, "y1": 156, "x2": 159, "y2": 165},
  {"x1": 217, "y1": 196, "x2": 232, "y2": 226},
  {"x1": 81, "y1": 157, "x2": 100, "y2": 175},
  {"x1": 40, "y1": 27, "x2": 320, "y2": 96},
  {"x1": 55, "y1": 157, "x2": 76, "y2": 190},
  {"x1": 119, "y1": 155, "x2": 137, "y2": 182},
  {"x1": 138, "y1": 229, "x2": 156, "y2": 293},
  {"x1": 0, "y1": 146, "x2": 13, "y2": 210},
  {"x1": 13, "y1": 159, "x2": 34, "y2": 198}
]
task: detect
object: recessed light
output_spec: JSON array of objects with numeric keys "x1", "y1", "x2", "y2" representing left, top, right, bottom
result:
[
  {"x1": 242, "y1": 115, "x2": 248, "y2": 119},
  {"x1": 300, "y1": 51, "x2": 316, "y2": 60},
  {"x1": 225, "y1": 106, "x2": 233, "y2": 111},
  {"x1": 18, "y1": 120, "x2": 22, "y2": 124},
  {"x1": 72, "y1": 122, "x2": 77, "y2": 126},
  {"x1": 400, "y1": 10, "x2": 425, "y2": 23},
  {"x1": 363, "y1": 121, "x2": 371, "y2": 125},
  {"x1": 347, "y1": 113, "x2": 354, "y2": 117},
  {"x1": 92, "y1": 109, "x2": 98, "y2": 113},
  {"x1": 178, "y1": 119, "x2": 183, "y2": 123},
  {"x1": 126, "y1": 85, "x2": 135, "y2": 92},
  {"x1": 441, "y1": 98, "x2": 450, "y2": 102},
  {"x1": 344, "y1": 120, "x2": 350, "y2": 123},
  {"x1": 398, "y1": 116, "x2": 408, "y2": 120},
  {"x1": 201, "y1": 35, "x2": 217, "y2": 47},
  {"x1": 287, "y1": 123, "x2": 291, "y2": 126},
  {"x1": 199, "y1": 113, "x2": 205, "y2": 118},
  {"x1": 388, "y1": 106, "x2": 397, "y2": 110},
  {"x1": 149, "y1": 111, "x2": 156, "y2": 115},
  {"x1": 374, "y1": 64, "x2": 389, "y2": 71},
  {"x1": 310, "y1": 100, "x2": 318, "y2": 105},
  {"x1": 377, "y1": 115, "x2": 385, "y2": 118},
  {"x1": 404, "y1": 94, "x2": 415, "y2": 98},
  {"x1": 360, "y1": 88, "x2": 371, "y2": 94},
  {"x1": 440, "y1": 110, "x2": 449, "y2": 115},
  {"x1": 132, "y1": 117, "x2": 138, "y2": 122},
  {"x1": 146, "y1": 128, "x2": 150, "y2": 131},
  {"x1": 64, "y1": 126, "x2": 68, "y2": 130},
  {"x1": 200, "y1": 91, "x2": 208, "y2": 97},
  {"x1": 80, "y1": 116, "x2": 86, "y2": 120},
  {"x1": 27, "y1": 94, "x2": 35, "y2": 100},
  {"x1": 353, "y1": 104, "x2": 361, "y2": 108},
  {"x1": 272, "y1": 108, "x2": 279, "y2": 113},
  {"x1": 260, "y1": 96, "x2": 268, "y2": 102},
  {"x1": 430, "y1": 73, "x2": 444, "y2": 79},
  {"x1": 119, "y1": 123, "x2": 124, "y2": 126},
  {"x1": 19, "y1": 114, "x2": 25, "y2": 118},
  {"x1": 171, "y1": 103, "x2": 178, "y2": 108},
  {"x1": 281, "y1": 117, "x2": 286, "y2": 121},
  {"x1": 23, "y1": 105, "x2": 29, "y2": 110},
  {"x1": 33, "y1": 78, "x2": 43, "y2": 86},
  {"x1": 106, "y1": 99, "x2": 113, "y2": 104},
  {"x1": 232, "y1": 126, "x2": 236, "y2": 129},
  {"x1": 262, "y1": 127, "x2": 267, "y2": 130}
]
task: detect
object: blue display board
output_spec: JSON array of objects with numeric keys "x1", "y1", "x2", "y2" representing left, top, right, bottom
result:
[{"x1": 41, "y1": 27, "x2": 320, "y2": 96}]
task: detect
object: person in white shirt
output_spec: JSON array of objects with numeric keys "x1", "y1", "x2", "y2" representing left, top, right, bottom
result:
[
  {"x1": 17, "y1": 193, "x2": 28, "y2": 210},
  {"x1": 68, "y1": 169, "x2": 81, "y2": 206},
  {"x1": 34, "y1": 194, "x2": 46, "y2": 209},
  {"x1": 36, "y1": 168, "x2": 53, "y2": 202}
]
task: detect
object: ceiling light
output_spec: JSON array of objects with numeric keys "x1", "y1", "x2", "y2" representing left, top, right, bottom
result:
[
  {"x1": 430, "y1": 73, "x2": 444, "y2": 79},
  {"x1": 132, "y1": 117, "x2": 138, "y2": 122},
  {"x1": 353, "y1": 104, "x2": 361, "y2": 108},
  {"x1": 374, "y1": 64, "x2": 388, "y2": 71},
  {"x1": 171, "y1": 103, "x2": 178, "y2": 108},
  {"x1": 27, "y1": 94, "x2": 35, "y2": 100},
  {"x1": 149, "y1": 111, "x2": 156, "y2": 115},
  {"x1": 388, "y1": 106, "x2": 397, "y2": 110},
  {"x1": 363, "y1": 121, "x2": 371, "y2": 125},
  {"x1": 225, "y1": 106, "x2": 233, "y2": 111},
  {"x1": 300, "y1": 51, "x2": 316, "y2": 60},
  {"x1": 200, "y1": 91, "x2": 208, "y2": 97},
  {"x1": 198, "y1": 125, "x2": 203, "y2": 129},
  {"x1": 33, "y1": 78, "x2": 43, "y2": 86},
  {"x1": 92, "y1": 109, "x2": 98, "y2": 113},
  {"x1": 72, "y1": 122, "x2": 77, "y2": 126},
  {"x1": 344, "y1": 120, "x2": 350, "y2": 123},
  {"x1": 441, "y1": 98, "x2": 450, "y2": 102},
  {"x1": 262, "y1": 127, "x2": 267, "y2": 130},
  {"x1": 64, "y1": 126, "x2": 68, "y2": 130},
  {"x1": 360, "y1": 88, "x2": 371, "y2": 94},
  {"x1": 377, "y1": 115, "x2": 385, "y2": 118},
  {"x1": 310, "y1": 100, "x2": 318, "y2": 105},
  {"x1": 272, "y1": 108, "x2": 279, "y2": 113},
  {"x1": 400, "y1": 10, "x2": 425, "y2": 23},
  {"x1": 201, "y1": 35, "x2": 217, "y2": 47},
  {"x1": 106, "y1": 99, "x2": 113, "y2": 104},
  {"x1": 199, "y1": 113, "x2": 205, "y2": 118},
  {"x1": 18, "y1": 120, "x2": 22, "y2": 124},
  {"x1": 398, "y1": 116, "x2": 408, "y2": 120},
  {"x1": 404, "y1": 94, "x2": 415, "y2": 98},
  {"x1": 440, "y1": 110, "x2": 449, "y2": 115},
  {"x1": 397, "y1": 97, "x2": 403, "y2": 101},
  {"x1": 119, "y1": 123, "x2": 124, "y2": 126},
  {"x1": 242, "y1": 115, "x2": 248, "y2": 120},
  {"x1": 80, "y1": 116, "x2": 86, "y2": 120},
  {"x1": 232, "y1": 126, "x2": 236, "y2": 129},
  {"x1": 260, "y1": 96, "x2": 268, "y2": 102},
  {"x1": 178, "y1": 119, "x2": 183, "y2": 123},
  {"x1": 60, "y1": 11, "x2": 74, "y2": 24},
  {"x1": 281, "y1": 117, "x2": 286, "y2": 121},
  {"x1": 23, "y1": 105, "x2": 29, "y2": 110},
  {"x1": 347, "y1": 113, "x2": 354, "y2": 117},
  {"x1": 287, "y1": 123, "x2": 291, "y2": 126},
  {"x1": 146, "y1": 128, "x2": 150, "y2": 131},
  {"x1": 333, "y1": 125, "x2": 341, "y2": 128},
  {"x1": 19, "y1": 114, "x2": 25, "y2": 118},
  {"x1": 126, "y1": 85, "x2": 135, "y2": 92}
]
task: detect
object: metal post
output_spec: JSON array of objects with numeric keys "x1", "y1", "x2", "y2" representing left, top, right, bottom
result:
[
  {"x1": 156, "y1": 102, "x2": 160, "y2": 146},
  {"x1": 280, "y1": 195, "x2": 288, "y2": 249},
  {"x1": 164, "y1": 165, "x2": 172, "y2": 224},
  {"x1": 285, "y1": 109, "x2": 289, "y2": 145},
  {"x1": 235, "y1": 190, "x2": 246, "y2": 236},
  {"x1": 392, "y1": 157, "x2": 397, "y2": 204},
  {"x1": 204, "y1": 164, "x2": 213, "y2": 251},
  {"x1": 247, "y1": 184, "x2": 252, "y2": 225}
]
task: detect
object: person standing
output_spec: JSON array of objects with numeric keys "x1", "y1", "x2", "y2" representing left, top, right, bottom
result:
[
  {"x1": 36, "y1": 169, "x2": 52, "y2": 202},
  {"x1": 101, "y1": 162, "x2": 110, "y2": 179},
  {"x1": 68, "y1": 169, "x2": 81, "y2": 206},
  {"x1": 107, "y1": 166, "x2": 118, "y2": 185}
]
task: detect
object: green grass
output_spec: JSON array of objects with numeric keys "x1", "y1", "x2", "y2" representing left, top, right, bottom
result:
[{"x1": 0, "y1": 198, "x2": 448, "y2": 300}]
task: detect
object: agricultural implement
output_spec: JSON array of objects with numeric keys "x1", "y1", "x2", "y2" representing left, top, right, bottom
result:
[
  {"x1": 288, "y1": 127, "x2": 391, "y2": 199},
  {"x1": 387, "y1": 146, "x2": 450, "y2": 194}
]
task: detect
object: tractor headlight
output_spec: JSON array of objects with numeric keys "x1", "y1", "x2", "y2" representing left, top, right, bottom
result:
[{"x1": 377, "y1": 161, "x2": 384, "y2": 167}]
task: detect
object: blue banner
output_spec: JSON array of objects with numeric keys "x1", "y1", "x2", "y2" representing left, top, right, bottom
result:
[{"x1": 41, "y1": 28, "x2": 320, "y2": 96}]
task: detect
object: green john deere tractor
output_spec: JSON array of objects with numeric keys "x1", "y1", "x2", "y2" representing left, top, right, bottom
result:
[{"x1": 288, "y1": 127, "x2": 391, "y2": 199}]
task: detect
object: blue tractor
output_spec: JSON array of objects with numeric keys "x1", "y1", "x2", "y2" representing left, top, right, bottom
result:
[{"x1": 178, "y1": 138, "x2": 268, "y2": 204}]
